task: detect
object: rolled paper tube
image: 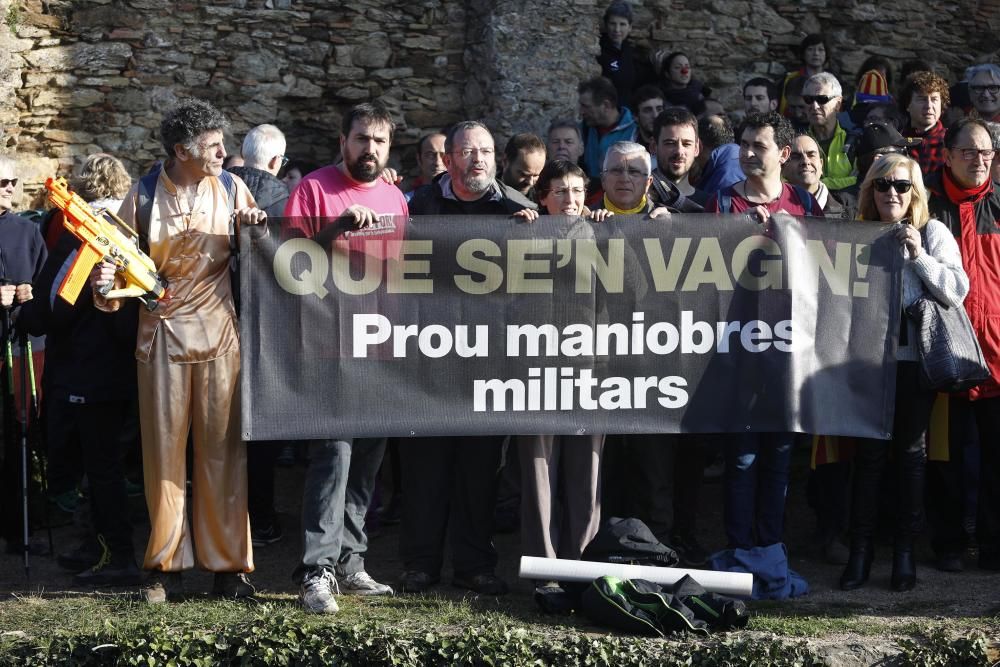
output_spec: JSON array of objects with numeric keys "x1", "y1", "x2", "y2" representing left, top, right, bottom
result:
[{"x1": 519, "y1": 555, "x2": 754, "y2": 598}]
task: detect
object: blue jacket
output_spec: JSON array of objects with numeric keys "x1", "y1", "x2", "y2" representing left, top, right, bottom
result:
[
  {"x1": 582, "y1": 107, "x2": 637, "y2": 178},
  {"x1": 697, "y1": 144, "x2": 744, "y2": 198}
]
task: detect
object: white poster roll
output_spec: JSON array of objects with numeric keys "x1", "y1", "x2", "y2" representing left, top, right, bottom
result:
[{"x1": 519, "y1": 556, "x2": 753, "y2": 598}]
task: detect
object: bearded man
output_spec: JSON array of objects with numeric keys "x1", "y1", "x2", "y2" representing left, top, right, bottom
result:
[
  {"x1": 402, "y1": 121, "x2": 534, "y2": 595},
  {"x1": 283, "y1": 101, "x2": 406, "y2": 613}
]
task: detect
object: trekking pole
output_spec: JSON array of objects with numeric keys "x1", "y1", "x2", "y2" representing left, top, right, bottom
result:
[
  {"x1": 18, "y1": 327, "x2": 30, "y2": 581},
  {"x1": 21, "y1": 335, "x2": 51, "y2": 556}
]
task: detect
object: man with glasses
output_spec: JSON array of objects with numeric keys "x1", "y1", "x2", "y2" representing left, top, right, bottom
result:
[
  {"x1": 283, "y1": 101, "x2": 405, "y2": 613},
  {"x1": 0, "y1": 155, "x2": 46, "y2": 559},
  {"x1": 403, "y1": 121, "x2": 534, "y2": 596},
  {"x1": 597, "y1": 141, "x2": 671, "y2": 218},
  {"x1": 226, "y1": 124, "x2": 290, "y2": 551},
  {"x1": 900, "y1": 72, "x2": 950, "y2": 175},
  {"x1": 802, "y1": 72, "x2": 856, "y2": 190},
  {"x1": 227, "y1": 124, "x2": 289, "y2": 218},
  {"x1": 925, "y1": 117, "x2": 1000, "y2": 574},
  {"x1": 968, "y1": 64, "x2": 1000, "y2": 124}
]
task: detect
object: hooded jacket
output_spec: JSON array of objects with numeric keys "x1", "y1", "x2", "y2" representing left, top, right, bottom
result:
[
  {"x1": 695, "y1": 144, "x2": 745, "y2": 198},
  {"x1": 582, "y1": 107, "x2": 638, "y2": 179},
  {"x1": 227, "y1": 166, "x2": 289, "y2": 218}
]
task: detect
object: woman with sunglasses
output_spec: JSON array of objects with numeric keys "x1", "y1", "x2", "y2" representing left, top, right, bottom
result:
[{"x1": 839, "y1": 154, "x2": 969, "y2": 592}]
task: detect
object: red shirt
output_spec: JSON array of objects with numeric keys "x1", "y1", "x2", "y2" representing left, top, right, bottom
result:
[{"x1": 706, "y1": 182, "x2": 824, "y2": 217}]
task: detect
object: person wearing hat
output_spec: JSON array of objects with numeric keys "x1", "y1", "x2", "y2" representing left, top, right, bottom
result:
[
  {"x1": 850, "y1": 121, "x2": 922, "y2": 194},
  {"x1": 900, "y1": 72, "x2": 950, "y2": 175}
]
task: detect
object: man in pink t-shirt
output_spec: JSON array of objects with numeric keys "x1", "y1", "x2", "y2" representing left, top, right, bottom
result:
[{"x1": 283, "y1": 102, "x2": 406, "y2": 614}]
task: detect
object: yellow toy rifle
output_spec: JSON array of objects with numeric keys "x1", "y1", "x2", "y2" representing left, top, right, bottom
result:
[{"x1": 44, "y1": 176, "x2": 167, "y2": 311}]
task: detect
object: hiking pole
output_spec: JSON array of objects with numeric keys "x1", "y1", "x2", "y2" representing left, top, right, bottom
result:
[
  {"x1": 17, "y1": 325, "x2": 30, "y2": 581},
  {"x1": 0, "y1": 247, "x2": 29, "y2": 579}
]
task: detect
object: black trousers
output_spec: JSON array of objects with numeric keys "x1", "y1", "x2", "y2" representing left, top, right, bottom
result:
[
  {"x1": 46, "y1": 398, "x2": 134, "y2": 558},
  {"x1": 929, "y1": 395, "x2": 1000, "y2": 556},
  {"x1": 620, "y1": 433, "x2": 704, "y2": 540},
  {"x1": 247, "y1": 440, "x2": 283, "y2": 528},
  {"x1": 850, "y1": 362, "x2": 934, "y2": 545},
  {"x1": 399, "y1": 435, "x2": 504, "y2": 577}
]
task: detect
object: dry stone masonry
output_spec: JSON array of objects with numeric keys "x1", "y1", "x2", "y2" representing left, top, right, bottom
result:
[{"x1": 1, "y1": 0, "x2": 998, "y2": 206}]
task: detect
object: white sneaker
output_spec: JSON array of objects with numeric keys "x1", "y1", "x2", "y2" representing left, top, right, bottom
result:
[
  {"x1": 300, "y1": 570, "x2": 339, "y2": 613},
  {"x1": 337, "y1": 570, "x2": 394, "y2": 596}
]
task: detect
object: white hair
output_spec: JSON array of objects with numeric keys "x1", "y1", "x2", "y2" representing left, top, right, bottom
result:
[
  {"x1": 0, "y1": 155, "x2": 16, "y2": 174},
  {"x1": 804, "y1": 72, "x2": 842, "y2": 97},
  {"x1": 967, "y1": 63, "x2": 1000, "y2": 84},
  {"x1": 602, "y1": 141, "x2": 651, "y2": 174},
  {"x1": 241, "y1": 124, "x2": 286, "y2": 169}
]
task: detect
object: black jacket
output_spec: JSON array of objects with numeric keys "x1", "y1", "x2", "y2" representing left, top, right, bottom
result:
[
  {"x1": 408, "y1": 175, "x2": 536, "y2": 216},
  {"x1": 227, "y1": 166, "x2": 289, "y2": 219},
  {"x1": 19, "y1": 230, "x2": 138, "y2": 402}
]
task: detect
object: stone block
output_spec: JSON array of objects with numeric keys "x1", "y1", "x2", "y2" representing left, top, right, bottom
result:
[{"x1": 352, "y1": 32, "x2": 392, "y2": 68}]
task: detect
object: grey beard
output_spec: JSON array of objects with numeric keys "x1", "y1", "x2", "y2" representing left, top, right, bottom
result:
[{"x1": 463, "y1": 172, "x2": 492, "y2": 193}]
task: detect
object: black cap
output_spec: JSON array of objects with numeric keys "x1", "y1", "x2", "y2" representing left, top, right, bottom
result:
[{"x1": 858, "y1": 121, "x2": 922, "y2": 157}]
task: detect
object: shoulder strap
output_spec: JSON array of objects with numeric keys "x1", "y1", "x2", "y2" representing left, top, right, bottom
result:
[
  {"x1": 718, "y1": 192, "x2": 732, "y2": 214},
  {"x1": 219, "y1": 171, "x2": 238, "y2": 256},
  {"x1": 136, "y1": 170, "x2": 160, "y2": 252},
  {"x1": 791, "y1": 184, "x2": 814, "y2": 216}
]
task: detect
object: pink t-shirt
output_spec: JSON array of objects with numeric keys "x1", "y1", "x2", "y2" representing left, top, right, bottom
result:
[{"x1": 283, "y1": 165, "x2": 409, "y2": 258}]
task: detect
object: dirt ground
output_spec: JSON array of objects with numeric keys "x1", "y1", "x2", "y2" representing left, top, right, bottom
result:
[{"x1": 1, "y1": 442, "x2": 998, "y2": 626}]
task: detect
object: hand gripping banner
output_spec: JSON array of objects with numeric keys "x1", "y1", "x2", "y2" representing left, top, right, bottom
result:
[{"x1": 241, "y1": 214, "x2": 902, "y2": 440}]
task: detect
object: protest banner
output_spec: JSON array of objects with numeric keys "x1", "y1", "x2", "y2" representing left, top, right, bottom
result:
[{"x1": 241, "y1": 214, "x2": 902, "y2": 440}]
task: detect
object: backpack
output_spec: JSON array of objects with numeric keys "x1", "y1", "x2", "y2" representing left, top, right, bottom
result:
[
  {"x1": 717, "y1": 183, "x2": 815, "y2": 216},
  {"x1": 579, "y1": 575, "x2": 750, "y2": 636},
  {"x1": 581, "y1": 517, "x2": 680, "y2": 567},
  {"x1": 135, "y1": 168, "x2": 240, "y2": 312}
]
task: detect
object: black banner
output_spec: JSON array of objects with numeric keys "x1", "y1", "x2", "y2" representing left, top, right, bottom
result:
[{"x1": 240, "y1": 214, "x2": 902, "y2": 440}]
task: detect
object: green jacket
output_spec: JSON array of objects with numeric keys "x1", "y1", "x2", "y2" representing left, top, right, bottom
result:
[{"x1": 810, "y1": 122, "x2": 856, "y2": 191}]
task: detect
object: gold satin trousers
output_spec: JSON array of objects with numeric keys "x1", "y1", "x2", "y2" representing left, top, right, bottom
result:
[{"x1": 137, "y1": 340, "x2": 253, "y2": 573}]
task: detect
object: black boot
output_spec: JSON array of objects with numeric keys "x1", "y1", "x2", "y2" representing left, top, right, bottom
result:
[
  {"x1": 890, "y1": 548, "x2": 916, "y2": 592},
  {"x1": 839, "y1": 539, "x2": 873, "y2": 591}
]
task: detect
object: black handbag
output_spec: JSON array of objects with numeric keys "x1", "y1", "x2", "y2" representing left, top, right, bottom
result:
[
  {"x1": 903, "y1": 227, "x2": 990, "y2": 392},
  {"x1": 905, "y1": 295, "x2": 990, "y2": 392}
]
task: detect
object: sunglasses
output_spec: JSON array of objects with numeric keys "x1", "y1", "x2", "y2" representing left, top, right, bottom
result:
[
  {"x1": 802, "y1": 95, "x2": 835, "y2": 106},
  {"x1": 0, "y1": 178, "x2": 18, "y2": 188},
  {"x1": 873, "y1": 178, "x2": 912, "y2": 194}
]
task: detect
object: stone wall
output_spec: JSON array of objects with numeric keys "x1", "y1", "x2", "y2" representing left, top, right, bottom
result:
[{"x1": 1, "y1": 0, "x2": 998, "y2": 207}]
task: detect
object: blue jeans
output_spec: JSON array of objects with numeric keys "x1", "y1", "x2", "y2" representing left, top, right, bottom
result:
[
  {"x1": 724, "y1": 433, "x2": 793, "y2": 549},
  {"x1": 293, "y1": 437, "x2": 386, "y2": 583}
]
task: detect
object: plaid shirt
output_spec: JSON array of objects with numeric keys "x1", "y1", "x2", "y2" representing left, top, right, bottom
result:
[{"x1": 906, "y1": 121, "x2": 946, "y2": 175}]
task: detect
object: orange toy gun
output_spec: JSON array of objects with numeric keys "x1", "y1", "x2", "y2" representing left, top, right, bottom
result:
[{"x1": 44, "y1": 176, "x2": 166, "y2": 311}]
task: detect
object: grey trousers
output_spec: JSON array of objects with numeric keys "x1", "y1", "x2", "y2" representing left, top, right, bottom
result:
[
  {"x1": 293, "y1": 437, "x2": 386, "y2": 583},
  {"x1": 518, "y1": 434, "x2": 604, "y2": 560}
]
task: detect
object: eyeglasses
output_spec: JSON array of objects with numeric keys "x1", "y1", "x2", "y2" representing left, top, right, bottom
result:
[
  {"x1": 454, "y1": 147, "x2": 495, "y2": 159},
  {"x1": 604, "y1": 166, "x2": 649, "y2": 179},
  {"x1": 0, "y1": 178, "x2": 18, "y2": 188},
  {"x1": 953, "y1": 147, "x2": 996, "y2": 161},
  {"x1": 873, "y1": 178, "x2": 912, "y2": 194},
  {"x1": 802, "y1": 95, "x2": 835, "y2": 106},
  {"x1": 549, "y1": 187, "x2": 586, "y2": 197},
  {"x1": 278, "y1": 155, "x2": 289, "y2": 168},
  {"x1": 970, "y1": 84, "x2": 1000, "y2": 95}
]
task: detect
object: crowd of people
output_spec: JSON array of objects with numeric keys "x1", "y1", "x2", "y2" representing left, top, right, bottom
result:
[{"x1": 2, "y1": 2, "x2": 1000, "y2": 613}]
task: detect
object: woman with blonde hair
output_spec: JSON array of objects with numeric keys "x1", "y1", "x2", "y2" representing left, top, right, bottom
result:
[{"x1": 840, "y1": 154, "x2": 969, "y2": 592}]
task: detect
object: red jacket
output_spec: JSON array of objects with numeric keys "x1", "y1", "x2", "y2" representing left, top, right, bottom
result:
[{"x1": 927, "y1": 169, "x2": 1000, "y2": 399}]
